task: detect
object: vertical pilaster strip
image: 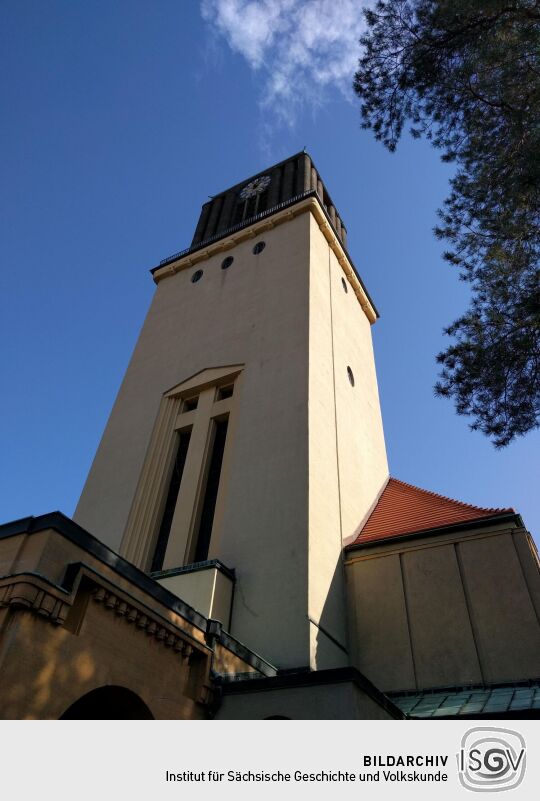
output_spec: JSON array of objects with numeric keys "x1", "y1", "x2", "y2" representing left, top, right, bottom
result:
[
  {"x1": 121, "y1": 396, "x2": 179, "y2": 568},
  {"x1": 511, "y1": 530, "x2": 540, "y2": 626},
  {"x1": 282, "y1": 160, "x2": 295, "y2": 201},
  {"x1": 454, "y1": 541, "x2": 486, "y2": 684},
  {"x1": 299, "y1": 153, "x2": 311, "y2": 193},
  {"x1": 216, "y1": 190, "x2": 236, "y2": 236},
  {"x1": 205, "y1": 196, "x2": 224, "y2": 238},
  {"x1": 328, "y1": 205, "x2": 336, "y2": 227},
  {"x1": 327, "y1": 246, "x2": 343, "y2": 549},
  {"x1": 399, "y1": 552, "x2": 419, "y2": 690},
  {"x1": 191, "y1": 202, "x2": 212, "y2": 246},
  {"x1": 267, "y1": 166, "x2": 281, "y2": 208}
]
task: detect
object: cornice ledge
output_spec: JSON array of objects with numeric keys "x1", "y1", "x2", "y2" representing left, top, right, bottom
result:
[
  {"x1": 0, "y1": 568, "x2": 211, "y2": 669},
  {"x1": 306, "y1": 198, "x2": 377, "y2": 324},
  {"x1": 0, "y1": 574, "x2": 70, "y2": 625},
  {"x1": 152, "y1": 197, "x2": 377, "y2": 324},
  {"x1": 151, "y1": 202, "x2": 315, "y2": 281},
  {"x1": 91, "y1": 586, "x2": 203, "y2": 666}
]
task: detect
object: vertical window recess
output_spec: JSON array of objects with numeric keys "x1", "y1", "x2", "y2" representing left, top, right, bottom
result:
[
  {"x1": 193, "y1": 419, "x2": 229, "y2": 563},
  {"x1": 151, "y1": 431, "x2": 191, "y2": 572}
]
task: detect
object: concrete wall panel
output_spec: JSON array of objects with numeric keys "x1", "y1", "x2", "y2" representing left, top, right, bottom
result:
[
  {"x1": 402, "y1": 543, "x2": 482, "y2": 688},
  {"x1": 346, "y1": 554, "x2": 415, "y2": 691},
  {"x1": 458, "y1": 533, "x2": 540, "y2": 682}
]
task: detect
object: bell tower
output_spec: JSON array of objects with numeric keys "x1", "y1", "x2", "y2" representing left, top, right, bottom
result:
[{"x1": 74, "y1": 152, "x2": 389, "y2": 670}]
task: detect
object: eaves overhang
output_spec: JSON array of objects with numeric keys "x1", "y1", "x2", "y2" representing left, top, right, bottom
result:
[{"x1": 344, "y1": 512, "x2": 524, "y2": 555}]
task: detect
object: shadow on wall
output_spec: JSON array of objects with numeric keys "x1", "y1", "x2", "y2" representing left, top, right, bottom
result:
[
  {"x1": 1, "y1": 590, "x2": 161, "y2": 720},
  {"x1": 314, "y1": 556, "x2": 349, "y2": 670}
]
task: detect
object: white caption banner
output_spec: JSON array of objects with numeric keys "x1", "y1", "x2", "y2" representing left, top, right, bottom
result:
[{"x1": 1, "y1": 719, "x2": 538, "y2": 800}]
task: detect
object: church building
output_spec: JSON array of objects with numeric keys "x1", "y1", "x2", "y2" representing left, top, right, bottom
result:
[{"x1": 1, "y1": 152, "x2": 539, "y2": 719}]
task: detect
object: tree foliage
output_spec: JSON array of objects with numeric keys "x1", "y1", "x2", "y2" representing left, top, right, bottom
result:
[{"x1": 354, "y1": 0, "x2": 540, "y2": 446}]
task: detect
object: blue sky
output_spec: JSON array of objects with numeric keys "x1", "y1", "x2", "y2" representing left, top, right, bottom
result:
[{"x1": 1, "y1": 1, "x2": 538, "y2": 542}]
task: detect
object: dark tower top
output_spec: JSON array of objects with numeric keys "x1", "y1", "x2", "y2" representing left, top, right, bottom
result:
[{"x1": 191, "y1": 151, "x2": 347, "y2": 251}]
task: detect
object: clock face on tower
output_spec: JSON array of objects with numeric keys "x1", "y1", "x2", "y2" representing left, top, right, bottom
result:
[{"x1": 239, "y1": 175, "x2": 271, "y2": 200}]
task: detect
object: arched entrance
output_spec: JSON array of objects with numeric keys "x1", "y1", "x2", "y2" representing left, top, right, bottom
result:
[{"x1": 60, "y1": 686, "x2": 154, "y2": 720}]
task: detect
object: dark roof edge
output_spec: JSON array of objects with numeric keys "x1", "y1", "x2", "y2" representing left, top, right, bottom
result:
[
  {"x1": 0, "y1": 512, "x2": 209, "y2": 630},
  {"x1": 151, "y1": 558, "x2": 235, "y2": 583},
  {"x1": 388, "y1": 677, "x2": 540, "y2": 698},
  {"x1": 0, "y1": 511, "x2": 277, "y2": 675},
  {"x1": 217, "y1": 628, "x2": 277, "y2": 677},
  {"x1": 218, "y1": 665, "x2": 405, "y2": 719},
  {"x1": 346, "y1": 512, "x2": 524, "y2": 552}
]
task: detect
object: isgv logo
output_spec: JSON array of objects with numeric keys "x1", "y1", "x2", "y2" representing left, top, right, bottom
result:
[{"x1": 458, "y1": 727, "x2": 526, "y2": 792}]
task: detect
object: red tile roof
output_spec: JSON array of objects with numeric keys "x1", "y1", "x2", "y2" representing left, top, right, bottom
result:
[{"x1": 348, "y1": 478, "x2": 513, "y2": 548}]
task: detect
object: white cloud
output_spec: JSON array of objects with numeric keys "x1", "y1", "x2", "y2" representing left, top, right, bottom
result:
[{"x1": 200, "y1": 0, "x2": 367, "y2": 125}]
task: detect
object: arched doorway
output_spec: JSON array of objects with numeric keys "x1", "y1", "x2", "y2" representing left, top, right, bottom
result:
[{"x1": 60, "y1": 686, "x2": 154, "y2": 720}]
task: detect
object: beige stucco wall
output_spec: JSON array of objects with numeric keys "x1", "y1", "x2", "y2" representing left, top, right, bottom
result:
[
  {"x1": 0, "y1": 598, "x2": 204, "y2": 720},
  {"x1": 457, "y1": 531, "x2": 540, "y2": 683},
  {"x1": 346, "y1": 524, "x2": 540, "y2": 692},
  {"x1": 307, "y1": 215, "x2": 388, "y2": 669},
  {"x1": 0, "y1": 525, "x2": 267, "y2": 719},
  {"x1": 157, "y1": 567, "x2": 233, "y2": 627},
  {"x1": 346, "y1": 549, "x2": 416, "y2": 691},
  {"x1": 76, "y1": 212, "x2": 312, "y2": 668},
  {"x1": 0, "y1": 529, "x2": 210, "y2": 719},
  {"x1": 75, "y1": 204, "x2": 387, "y2": 671}
]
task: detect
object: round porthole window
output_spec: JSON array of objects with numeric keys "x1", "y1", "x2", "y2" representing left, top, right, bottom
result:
[
  {"x1": 221, "y1": 256, "x2": 234, "y2": 270},
  {"x1": 347, "y1": 366, "x2": 355, "y2": 386},
  {"x1": 252, "y1": 241, "x2": 266, "y2": 255},
  {"x1": 191, "y1": 269, "x2": 203, "y2": 283},
  {"x1": 341, "y1": 277, "x2": 348, "y2": 293}
]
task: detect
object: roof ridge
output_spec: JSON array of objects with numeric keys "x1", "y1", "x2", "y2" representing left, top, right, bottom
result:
[{"x1": 388, "y1": 477, "x2": 513, "y2": 515}]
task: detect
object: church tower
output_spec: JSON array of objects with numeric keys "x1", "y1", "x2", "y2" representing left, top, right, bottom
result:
[{"x1": 74, "y1": 152, "x2": 389, "y2": 670}]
